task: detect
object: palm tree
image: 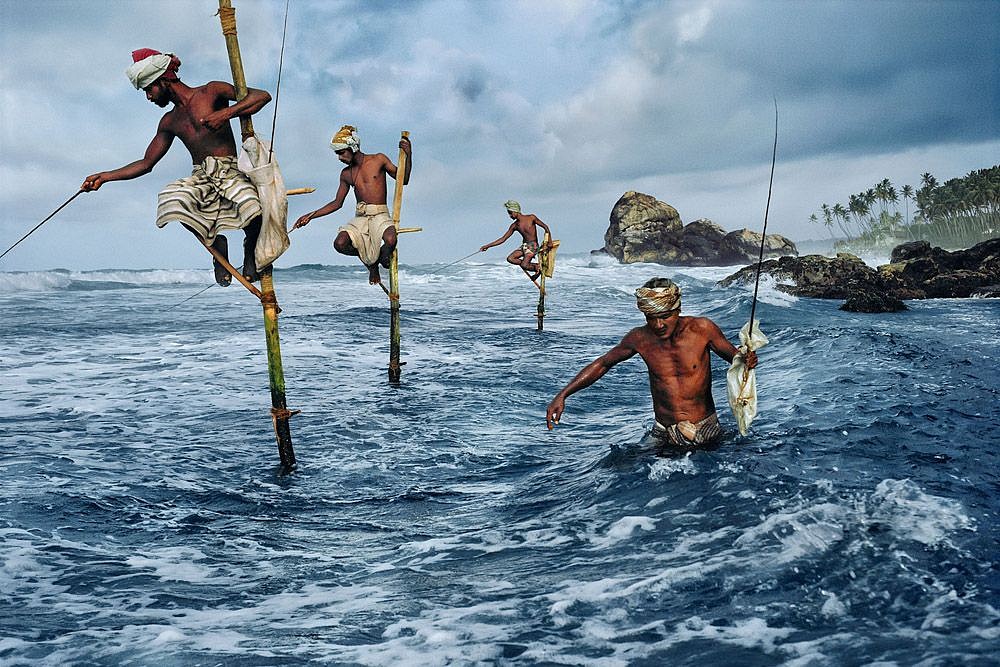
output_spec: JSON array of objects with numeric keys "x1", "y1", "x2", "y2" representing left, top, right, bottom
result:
[{"x1": 900, "y1": 184, "x2": 915, "y2": 239}]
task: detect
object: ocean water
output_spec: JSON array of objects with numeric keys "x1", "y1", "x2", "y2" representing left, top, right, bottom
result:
[{"x1": 1, "y1": 254, "x2": 998, "y2": 666}]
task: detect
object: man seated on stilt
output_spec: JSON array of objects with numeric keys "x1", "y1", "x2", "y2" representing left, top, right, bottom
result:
[
  {"x1": 292, "y1": 125, "x2": 413, "y2": 285},
  {"x1": 479, "y1": 200, "x2": 552, "y2": 283},
  {"x1": 81, "y1": 49, "x2": 272, "y2": 287}
]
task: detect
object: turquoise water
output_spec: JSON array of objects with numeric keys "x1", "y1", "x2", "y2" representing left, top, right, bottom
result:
[{"x1": 1, "y1": 255, "x2": 998, "y2": 665}]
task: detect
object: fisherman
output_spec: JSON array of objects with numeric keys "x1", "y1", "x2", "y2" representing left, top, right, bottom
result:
[
  {"x1": 292, "y1": 125, "x2": 413, "y2": 285},
  {"x1": 479, "y1": 200, "x2": 552, "y2": 281},
  {"x1": 545, "y1": 278, "x2": 759, "y2": 449},
  {"x1": 81, "y1": 49, "x2": 272, "y2": 286}
]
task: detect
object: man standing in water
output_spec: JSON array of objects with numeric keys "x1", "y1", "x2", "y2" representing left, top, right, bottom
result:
[
  {"x1": 81, "y1": 49, "x2": 272, "y2": 286},
  {"x1": 546, "y1": 278, "x2": 758, "y2": 448},
  {"x1": 479, "y1": 200, "x2": 553, "y2": 282},
  {"x1": 292, "y1": 125, "x2": 413, "y2": 285}
]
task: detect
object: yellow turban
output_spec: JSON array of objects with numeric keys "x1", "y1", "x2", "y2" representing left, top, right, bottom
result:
[
  {"x1": 504, "y1": 200, "x2": 521, "y2": 213},
  {"x1": 635, "y1": 281, "x2": 681, "y2": 316},
  {"x1": 330, "y1": 125, "x2": 360, "y2": 152}
]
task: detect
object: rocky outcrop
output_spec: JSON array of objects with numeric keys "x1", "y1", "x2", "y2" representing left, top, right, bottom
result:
[
  {"x1": 603, "y1": 191, "x2": 797, "y2": 265},
  {"x1": 603, "y1": 191, "x2": 683, "y2": 263},
  {"x1": 719, "y1": 238, "x2": 1000, "y2": 312}
]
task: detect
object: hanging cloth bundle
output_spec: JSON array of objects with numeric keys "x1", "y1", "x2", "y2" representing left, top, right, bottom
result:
[
  {"x1": 238, "y1": 134, "x2": 289, "y2": 268},
  {"x1": 727, "y1": 100, "x2": 777, "y2": 435}
]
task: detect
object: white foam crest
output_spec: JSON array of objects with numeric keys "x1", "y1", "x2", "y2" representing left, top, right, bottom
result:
[
  {"x1": 0, "y1": 268, "x2": 209, "y2": 291},
  {"x1": 734, "y1": 502, "x2": 848, "y2": 563},
  {"x1": 649, "y1": 454, "x2": 697, "y2": 480},
  {"x1": 0, "y1": 270, "x2": 73, "y2": 291},
  {"x1": 865, "y1": 479, "x2": 973, "y2": 546},
  {"x1": 732, "y1": 272, "x2": 799, "y2": 307},
  {"x1": 589, "y1": 516, "x2": 657, "y2": 548}
]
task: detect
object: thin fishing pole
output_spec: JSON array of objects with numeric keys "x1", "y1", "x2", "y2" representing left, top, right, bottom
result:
[
  {"x1": 748, "y1": 99, "x2": 778, "y2": 329},
  {"x1": 165, "y1": 259, "x2": 251, "y2": 310},
  {"x1": 267, "y1": 0, "x2": 290, "y2": 164},
  {"x1": 0, "y1": 190, "x2": 84, "y2": 261},
  {"x1": 167, "y1": 283, "x2": 216, "y2": 310},
  {"x1": 429, "y1": 249, "x2": 482, "y2": 274}
]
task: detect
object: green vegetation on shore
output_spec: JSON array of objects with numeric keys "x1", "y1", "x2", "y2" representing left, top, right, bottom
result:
[{"x1": 808, "y1": 165, "x2": 999, "y2": 252}]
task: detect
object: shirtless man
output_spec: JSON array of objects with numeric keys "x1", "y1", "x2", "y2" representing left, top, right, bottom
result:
[
  {"x1": 479, "y1": 200, "x2": 552, "y2": 281},
  {"x1": 81, "y1": 49, "x2": 272, "y2": 286},
  {"x1": 546, "y1": 278, "x2": 759, "y2": 448},
  {"x1": 292, "y1": 125, "x2": 412, "y2": 285}
]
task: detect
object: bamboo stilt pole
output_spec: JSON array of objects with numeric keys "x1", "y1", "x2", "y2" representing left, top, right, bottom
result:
[
  {"x1": 536, "y1": 233, "x2": 550, "y2": 331},
  {"x1": 388, "y1": 131, "x2": 409, "y2": 384},
  {"x1": 218, "y1": 0, "x2": 295, "y2": 470}
]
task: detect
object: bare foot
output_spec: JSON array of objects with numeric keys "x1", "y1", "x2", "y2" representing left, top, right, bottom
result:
[
  {"x1": 212, "y1": 236, "x2": 232, "y2": 287},
  {"x1": 368, "y1": 264, "x2": 382, "y2": 285}
]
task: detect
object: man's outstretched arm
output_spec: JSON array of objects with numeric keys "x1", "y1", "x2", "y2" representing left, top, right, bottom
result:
[
  {"x1": 546, "y1": 338, "x2": 637, "y2": 429},
  {"x1": 480, "y1": 224, "x2": 516, "y2": 251},
  {"x1": 82, "y1": 122, "x2": 174, "y2": 190},
  {"x1": 294, "y1": 175, "x2": 350, "y2": 228}
]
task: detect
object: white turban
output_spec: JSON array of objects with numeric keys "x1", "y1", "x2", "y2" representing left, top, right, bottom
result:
[
  {"x1": 635, "y1": 281, "x2": 681, "y2": 316},
  {"x1": 330, "y1": 125, "x2": 360, "y2": 152},
  {"x1": 504, "y1": 200, "x2": 521, "y2": 213},
  {"x1": 126, "y1": 53, "x2": 174, "y2": 90}
]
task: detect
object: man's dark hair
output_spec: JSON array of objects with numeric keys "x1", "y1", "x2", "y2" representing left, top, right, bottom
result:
[{"x1": 642, "y1": 277, "x2": 676, "y2": 289}]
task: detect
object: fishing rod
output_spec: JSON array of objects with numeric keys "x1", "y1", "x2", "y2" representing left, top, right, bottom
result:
[
  {"x1": 428, "y1": 249, "x2": 483, "y2": 274},
  {"x1": 0, "y1": 189, "x2": 84, "y2": 262},
  {"x1": 747, "y1": 99, "x2": 778, "y2": 329},
  {"x1": 267, "y1": 0, "x2": 290, "y2": 164}
]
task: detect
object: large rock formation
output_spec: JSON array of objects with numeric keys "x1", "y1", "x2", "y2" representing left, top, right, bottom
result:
[
  {"x1": 602, "y1": 191, "x2": 797, "y2": 265},
  {"x1": 718, "y1": 238, "x2": 1000, "y2": 312}
]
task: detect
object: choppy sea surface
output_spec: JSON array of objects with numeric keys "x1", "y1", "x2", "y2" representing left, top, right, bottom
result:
[{"x1": 1, "y1": 254, "x2": 998, "y2": 666}]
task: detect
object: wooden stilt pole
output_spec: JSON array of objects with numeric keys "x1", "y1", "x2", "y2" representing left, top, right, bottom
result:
[
  {"x1": 536, "y1": 233, "x2": 550, "y2": 331},
  {"x1": 387, "y1": 131, "x2": 409, "y2": 385},
  {"x1": 218, "y1": 0, "x2": 295, "y2": 471}
]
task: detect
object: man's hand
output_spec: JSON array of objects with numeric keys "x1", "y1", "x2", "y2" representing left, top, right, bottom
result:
[
  {"x1": 479, "y1": 245, "x2": 489, "y2": 252},
  {"x1": 293, "y1": 213, "x2": 314, "y2": 230},
  {"x1": 399, "y1": 136, "x2": 412, "y2": 155},
  {"x1": 81, "y1": 173, "x2": 107, "y2": 192},
  {"x1": 200, "y1": 110, "x2": 230, "y2": 132},
  {"x1": 745, "y1": 350, "x2": 758, "y2": 369},
  {"x1": 546, "y1": 396, "x2": 565, "y2": 430}
]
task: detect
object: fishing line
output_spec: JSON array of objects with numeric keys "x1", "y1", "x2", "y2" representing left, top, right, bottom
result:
[
  {"x1": 748, "y1": 99, "x2": 778, "y2": 329},
  {"x1": 428, "y1": 249, "x2": 484, "y2": 274},
  {"x1": 267, "y1": 0, "x2": 291, "y2": 164},
  {"x1": 0, "y1": 190, "x2": 84, "y2": 261}
]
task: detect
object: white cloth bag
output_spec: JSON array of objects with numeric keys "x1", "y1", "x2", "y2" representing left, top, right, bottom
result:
[
  {"x1": 237, "y1": 135, "x2": 289, "y2": 268},
  {"x1": 726, "y1": 319, "x2": 769, "y2": 435}
]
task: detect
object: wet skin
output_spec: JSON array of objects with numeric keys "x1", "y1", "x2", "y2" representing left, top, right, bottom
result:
[
  {"x1": 479, "y1": 211, "x2": 552, "y2": 280},
  {"x1": 292, "y1": 138, "x2": 412, "y2": 285},
  {"x1": 80, "y1": 78, "x2": 271, "y2": 285},
  {"x1": 546, "y1": 312, "x2": 758, "y2": 429}
]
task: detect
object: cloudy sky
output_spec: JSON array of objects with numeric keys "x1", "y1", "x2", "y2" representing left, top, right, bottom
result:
[{"x1": 1, "y1": 0, "x2": 997, "y2": 270}]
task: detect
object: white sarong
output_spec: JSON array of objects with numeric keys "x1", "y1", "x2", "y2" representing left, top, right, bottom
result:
[{"x1": 339, "y1": 202, "x2": 394, "y2": 266}]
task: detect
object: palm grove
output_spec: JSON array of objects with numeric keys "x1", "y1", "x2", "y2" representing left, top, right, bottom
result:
[{"x1": 809, "y1": 165, "x2": 1000, "y2": 251}]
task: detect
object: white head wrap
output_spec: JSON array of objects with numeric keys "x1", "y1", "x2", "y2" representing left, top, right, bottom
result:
[
  {"x1": 504, "y1": 200, "x2": 521, "y2": 213},
  {"x1": 330, "y1": 125, "x2": 361, "y2": 152},
  {"x1": 635, "y1": 281, "x2": 681, "y2": 316},
  {"x1": 126, "y1": 53, "x2": 174, "y2": 90}
]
